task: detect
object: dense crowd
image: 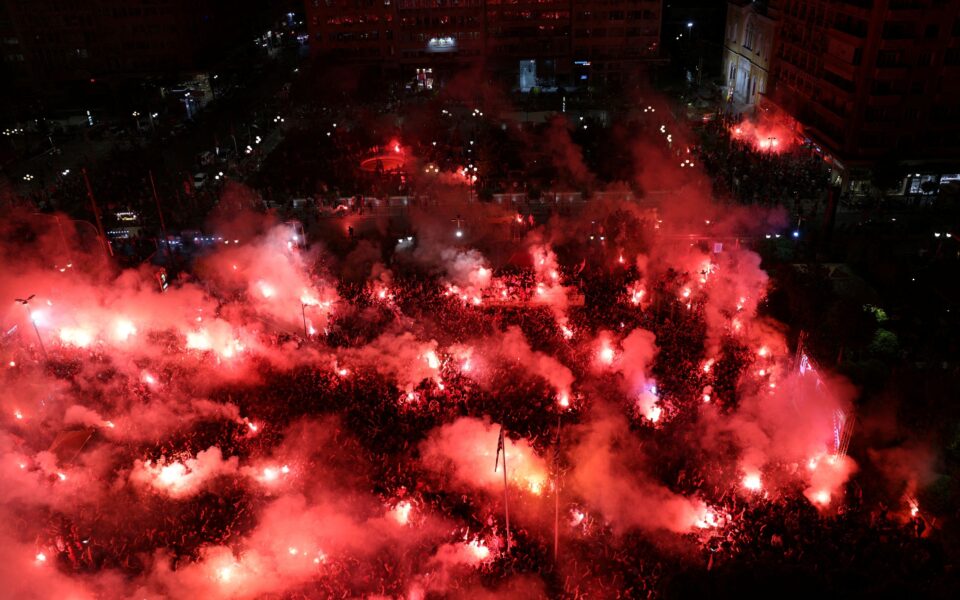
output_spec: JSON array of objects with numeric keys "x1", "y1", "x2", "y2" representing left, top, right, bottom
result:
[
  {"x1": 695, "y1": 119, "x2": 832, "y2": 211},
  {"x1": 19, "y1": 245, "x2": 948, "y2": 599}
]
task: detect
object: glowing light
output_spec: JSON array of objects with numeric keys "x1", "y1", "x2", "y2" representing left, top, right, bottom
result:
[
  {"x1": 390, "y1": 500, "x2": 413, "y2": 525},
  {"x1": 702, "y1": 358, "x2": 715, "y2": 373},
  {"x1": 646, "y1": 405, "x2": 662, "y2": 423},
  {"x1": 57, "y1": 472, "x2": 67, "y2": 481},
  {"x1": 142, "y1": 372, "x2": 156, "y2": 385},
  {"x1": 300, "y1": 293, "x2": 319, "y2": 306},
  {"x1": 557, "y1": 392, "x2": 570, "y2": 408},
  {"x1": 258, "y1": 281, "x2": 275, "y2": 298},
  {"x1": 424, "y1": 351, "x2": 440, "y2": 369},
  {"x1": 247, "y1": 422, "x2": 259, "y2": 433},
  {"x1": 281, "y1": 465, "x2": 290, "y2": 474},
  {"x1": 455, "y1": 230, "x2": 463, "y2": 238},
  {"x1": 467, "y1": 539, "x2": 490, "y2": 561},
  {"x1": 262, "y1": 467, "x2": 278, "y2": 481},
  {"x1": 528, "y1": 477, "x2": 545, "y2": 495},
  {"x1": 59, "y1": 327, "x2": 93, "y2": 348},
  {"x1": 694, "y1": 509, "x2": 718, "y2": 529},
  {"x1": 599, "y1": 345, "x2": 615, "y2": 364},
  {"x1": 8, "y1": 361, "x2": 14, "y2": 367},
  {"x1": 158, "y1": 463, "x2": 186, "y2": 486},
  {"x1": 338, "y1": 368, "x2": 349, "y2": 377},
  {"x1": 681, "y1": 288, "x2": 691, "y2": 299},
  {"x1": 14, "y1": 409, "x2": 23, "y2": 420},
  {"x1": 570, "y1": 509, "x2": 585, "y2": 527},
  {"x1": 217, "y1": 566, "x2": 233, "y2": 582},
  {"x1": 35, "y1": 552, "x2": 47, "y2": 563},
  {"x1": 757, "y1": 347, "x2": 769, "y2": 358},
  {"x1": 113, "y1": 319, "x2": 137, "y2": 341},
  {"x1": 814, "y1": 490, "x2": 831, "y2": 505},
  {"x1": 560, "y1": 325, "x2": 574, "y2": 339},
  {"x1": 186, "y1": 330, "x2": 213, "y2": 351},
  {"x1": 743, "y1": 473, "x2": 762, "y2": 492}
]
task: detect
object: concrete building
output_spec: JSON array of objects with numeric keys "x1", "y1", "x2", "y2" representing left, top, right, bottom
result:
[
  {"x1": 0, "y1": 0, "x2": 272, "y2": 112},
  {"x1": 723, "y1": 0, "x2": 775, "y2": 112},
  {"x1": 763, "y1": 0, "x2": 960, "y2": 191},
  {"x1": 305, "y1": 0, "x2": 663, "y2": 89}
]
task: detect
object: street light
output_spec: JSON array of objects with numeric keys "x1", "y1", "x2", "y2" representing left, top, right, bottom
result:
[
  {"x1": 301, "y1": 302, "x2": 309, "y2": 338},
  {"x1": 14, "y1": 295, "x2": 47, "y2": 359}
]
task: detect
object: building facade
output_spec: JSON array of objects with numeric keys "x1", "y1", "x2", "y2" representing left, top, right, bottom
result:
[
  {"x1": 723, "y1": 0, "x2": 775, "y2": 110},
  {"x1": 305, "y1": 0, "x2": 663, "y2": 89},
  {"x1": 763, "y1": 0, "x2": 960, "y2": 189},
  {"x1": 0, "y1": 0, "x2": 272, "y2": 111}
]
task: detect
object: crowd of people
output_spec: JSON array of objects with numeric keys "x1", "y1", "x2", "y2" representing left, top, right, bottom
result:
[
  {"x1": 5, "y1": 72, "x2": 952, "y2": 598},
  {"x1": 20, "y1": 240, "x2": 947, "y2": 599},
  {"x1": 695, "y1": 118, "x2": 832, "y2": 211}
]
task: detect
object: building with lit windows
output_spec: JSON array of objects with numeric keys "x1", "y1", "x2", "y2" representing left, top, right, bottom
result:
[
  {"x1": 305, "y1": 0, "x2": 663, "y2": 89},
  {"x1": 762, "y1": 0, "x2": 960, "y2": 191}
]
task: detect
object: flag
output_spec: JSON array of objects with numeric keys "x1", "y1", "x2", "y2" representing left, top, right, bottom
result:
[{"x1": 495, "y1": 425, "x2": 504, "y2": 472}]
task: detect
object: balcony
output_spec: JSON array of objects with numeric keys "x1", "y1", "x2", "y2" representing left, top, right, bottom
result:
[
  {"x1": 829, "y1": 28, "x2": 866, "y2": 50},
  {"x1": 834, "y1": 0, "x2": 872, "y2": 19},
  {"x1": 821, "y1": 68, "x2": 856, "y2": 94},
  {"x1": 822, "y1": 52, "x2": 857, "y2": 79},
  {"x1": 881, "y1": 22, "x2": 915, "y2": 40},
  {"x1": 887, "y1": 0, "x2": 926, "y2": 16},
  {"x1": 872, "y1": 64, "x2": 909, "y2": 79}
]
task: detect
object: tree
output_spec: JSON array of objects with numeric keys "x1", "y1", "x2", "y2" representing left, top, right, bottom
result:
[{"x1": 868, "y1": 328, "x2": 899, "y2": 357}]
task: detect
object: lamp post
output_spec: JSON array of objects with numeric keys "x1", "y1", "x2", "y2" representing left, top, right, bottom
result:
[
  {"x1": 14, "y1": 295, "x2": 47, "y2": 359},
  {"x1": 301, "y1": 302, "x2": 309, "y2": 338}
]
